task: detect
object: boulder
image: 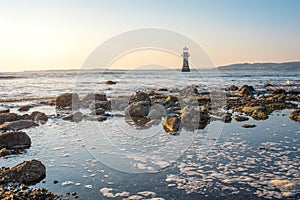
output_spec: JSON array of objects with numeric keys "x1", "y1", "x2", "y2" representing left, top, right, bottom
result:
[
  {"x1": 233, "y1": 115, "x2": 249, "y2": 121},
  {"x1": 180, "y1": 106, "x2": 199, "y2": 129},
  {"x1": 199, "y1": 106, "x2": 210, "y2": 122},
  {"x1": 106, "y1": 80, "x2": 117, "y2": 85},
  {"x1": 0, "y1": 160, "x2": 46, "y2": 184},
  {"x1": 129, "y1": 91, "x2": 151, "y2": 103},
  {"x1": 90, "y1": 108, "x2": 106, "y2": 115},
  {"x1": 239, "y1": 85, "x2": 255, "y2": 96},
  {"x1": 0, "y1": 109, "x2": 10, "y2": 114},
  {"x1": 0, "y1": 113, "x2": 19, "y2": 124},
  {"x1": 289, "y1": 108, "x2": 300, "y2": 122},
  {"x1": 242, "y1": 105, "x2": 265, "y2": 114},
  {"x1": 221, "y1": 113, "x2": 232, "y2": 123},
  {"x1": 273, "y1": 88, "x2": 287, "y2": 95},
  {"x1": 0, "y1": 120, "x2": 38, "y2": 131},
  {"x1": 30, "y1": 111, "x2": 48, "y2": 123},
  {"x1": 228, "y1": 85, "x2": 239, "y2": 91},
  {"x1": 82, "y1": 93, "x2": 107, "y2": 102},
  {"x1": 56, "y1": 93, "x2": 80, "y2": 109},
  {"x1": 251, "y1": 109, "x2": 268, "y2": 120},
  {"x1": 90, "y1": 101, "x2": 111, "y2": 111},
  {"x1": 125, "y1": 102, "x2": 150, "y2": 118},
  {"x1": 0, "y1": 131, "x2": 31, "y2": 149},
  {"x1": 147, "y1": 104, "x2": 166, "y2": 120},
  {"x1": 162, "y1": 117, "x2": 181, "y2": 134},
  {"x1": 18, "y1": 105, "x2": 33, "y2": 112},
  {"x1": 242, "y1": 124, "x2": 256, "y2": 128},
  {"x1": 0, "y1": 148, "x2": 13, "y2": 157},
  {"x1": 180, "y1": 85, "x2": 199, "y2": 95},
  {"x1": 164, "y1": 95, "x2": 179, "y2": 108},
  {"x1": 62, "y1": 112, "x2": 83, "y2": 123}
]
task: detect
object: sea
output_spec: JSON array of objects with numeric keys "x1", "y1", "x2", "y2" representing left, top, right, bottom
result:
[{"x1": 0, "y1": 69, "x2": 300, "y2": 199}]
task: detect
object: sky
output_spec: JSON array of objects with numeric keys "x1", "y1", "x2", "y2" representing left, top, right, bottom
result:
[{"x1": 0, "y1": 0, "x2": 300, "y2": 72}]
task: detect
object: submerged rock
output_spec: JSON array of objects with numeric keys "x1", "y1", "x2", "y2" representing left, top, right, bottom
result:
[
  {"x1": 239, "y1": 85, "x2": 255, "y2": 96},
  {"x1": 18, "y1": 105, "x2": 33, "y2": 112},
  {"x1": 242, "y1": 124, "x2": 256, "y2": 128},
  {"x1": 129, "y1": 91, "x2": 151, "y2": 103},
  {"x1": 233, "y1": 115, "x2": 249, "y2": 121},
  {"x1": 62, "y1": 112, "x2": 83, "y2": 122},
  {"x1": 0, "y1": 160, "x2": 46, "y2": 184},
  {"x1": 289, "y1": 108, "x2": 300, "y2": 122},
  {"x1": 162, "y1": 117, "x2": 181, "y2": 134},
  {"x1": 56, "y1": 93, "x2": 80, "y2": 110},
  {"x1": 30, "y1": 111, "x2": 48, "y2": 123},
  {"x1": 0, "y1": 131, "x2": 31, "y2": 149},
  {"x1": 227, "y1": 85, "x2": 239, "y2": 91},
  {"x1": 0, "y1": 120, "x2": 38, "y2": 130},
  {"x1": 106, "y1": 80, "x2": 117, "y2": 85},
  {"x1": 125, "y1": 102, "x2": 150, "y2": 118}
]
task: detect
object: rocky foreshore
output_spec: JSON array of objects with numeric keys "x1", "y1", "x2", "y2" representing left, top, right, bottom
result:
[{"x1": 0, "y1": 83, "x2": 299, "y2": 199}]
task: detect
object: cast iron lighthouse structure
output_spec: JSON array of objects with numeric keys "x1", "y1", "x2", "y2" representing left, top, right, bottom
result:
[{"x1": 181, "y1": 46, "x2": 190, "y2": 72}]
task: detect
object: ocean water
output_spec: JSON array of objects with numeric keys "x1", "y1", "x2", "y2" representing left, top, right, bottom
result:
[{"x1": 0, "y1": 69, "x2": 300, "y2": 199}]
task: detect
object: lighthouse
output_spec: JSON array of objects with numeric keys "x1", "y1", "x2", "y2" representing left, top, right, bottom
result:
[{"x1": 181, "y1": 46, "x2": 191, "y2": 72}]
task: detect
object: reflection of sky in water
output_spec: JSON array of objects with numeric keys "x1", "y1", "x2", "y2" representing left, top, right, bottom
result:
[{"x1": 2, "y1": 104, "x2": 300, "y2": 199}]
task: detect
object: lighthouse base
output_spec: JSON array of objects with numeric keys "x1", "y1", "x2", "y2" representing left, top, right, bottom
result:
[{"x1": 181, "y1": 66, "x2": 191, "y2": 72}]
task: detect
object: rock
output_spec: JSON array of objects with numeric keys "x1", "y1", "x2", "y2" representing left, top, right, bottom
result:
[
  {"x1": 242, "y1": 124, "x2": 256, "y2": 128},
  {"x1": 0, "y1": 160, "x2": 46, "y2": 184},
  {"x1": 0, "y1": 131, "x2": 31, "y2": 149},
  {"x1": 199, "y1": 106, "x2": 210, "y2": 122},
  {"x1": 62, "y1": 112, "x2": 83, "y2": 122},
  {"x1": 106, "y1": 80, "x2": 117, "y2": 85},
  {"x1": 129, "y1": 91, "x2": 151, "y2": 103},
  {"x1": 162, "y1": 117, "x2": 181, "y2": 134},
  {"x1": 0, "y1": 120, "x2": 38, "y2": 130},
  {"x1": 82, "y1": 93, "x2": 107, "y2": 102},
  {"x1": 180, "y1": 85, "x2": 199, "y2": 95},
  {"x1": 125, "y1": 102, "x2": 150, "y2": 118},
  {"x1": 21, "y1": 114, "x2": 32, "y2": 120},
  {"x1": 180, "y1": 106, "x2": 199, "y2": 130},
  {"x1": 18, "y1": 105, "x2": 33, "y2": 112},
  {"x1": 0, "y1": 148, "x2": 13, "y2": 157},
  {"x1": 56, "y1": 93, "x2": 80, "y2": 110},
  {"x1": 273, "y1": 88, "x2": 286, "y2": 95},
  {"x1": 164, "y1": 95, "x2": 179, "y2": 108},
  {"x1": 0, "y1": 113, "x2": 19, "y2": 124},
  {"x1": 0, "y1": 109, "x2": 10, "y2": 114},
  {"x1": 233, "y1": 115, "x2": 249, "y2": 121},
  {"x1": 221, "y1": 113, "x2": 232, "y2": 123},
  {"x1": 30, "y1": 111, "x2": 48, "y2": 123},
  {"x1": 242, "y1": 105, "x2": 265, "y2": 114},
  {"x1": 90, "y1": 101, "x2": 111, "y2": 111},
  {"x1": 90, "y1": 108, "x2": 106, "y2": 115},
  {"x1": 227, "y1": 85, "x2": 239, "y2": 91},
  {"x1": 239, "y1": 85, "x2": 255, "y2": 96},
  {"x1": 251, "y1": 109, "x2": 268, "y2": 120},
  {"x1": 147, "y1": 104, "x2": 166, "y2": 120},
  {"x1": 289, "y1": 108, "x2": 300, "y2": 122}
]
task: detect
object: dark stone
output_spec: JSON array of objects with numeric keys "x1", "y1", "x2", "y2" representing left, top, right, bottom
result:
[
  {"x1": 62, "y1": 112, "x2": 83, "y2": 123},
  {"x1": 82, "y1": 93, "x2": 107, "y2": 102},
  {"x1": 0, "y1": 160, "x2": 46, "y2": 185},
  {"x1": 273, "y1": 88, "x2": 287, "y2": 95},
  {"x1": 18, "y1": 105, "x2": 33, "y2": 112},
  {"x1": 90, "y1": 108, "x2": 106, "y2": 115},
  {"x1": 105, "y1": 80, "x2": 117, "y2": 85},
  {"x1": 30, "y1": 111, "x2": 48, "y2": 123},
  {"x1": 124, "y1": 101, "x2": 150, "y2": 118},
  {"x1": 251, "y1": 109, "x2": 268, "y2": 120},
  {"x1": 0, "y1": 120, "x2": 38, "y2": 131},
  {"x1": 162, "y1": 117, "x2": 181, "y2": 134},
  {"x1": 221, "y1": 113, "x2": 232, "y2": 123},
  {"x1": 0, "y1": 109, "x2": 10, "y2": 114},
  {"x1": 228, "y1": 85, "x2": 239, "y2": 91},
  {"x1": 56, "y1": 93, "x2": 80, "y2": 110},
  {"x1": 242, "y1": 124, "x2": 256, "y2": 128},
  {"x1": 0, "y1": 131, "x2": 31, "y2": 149},
  {"x1": 0, "y1": 113, "x2": 19, "y2": 125},
  {"x1": 129, "y1": 91, "x2": 151, "y2": 103},
  {"x1": 289, "y1": 108, "x2": 300, "y2": 122},
  {"x1": 233, "y1": 115, "x2": 249, "y2": 121},
  {"x1": 239, "y1": 85, "x2": 255, "y2": 96}
]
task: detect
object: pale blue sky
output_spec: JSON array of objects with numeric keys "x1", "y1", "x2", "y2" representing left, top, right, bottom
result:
[{"x1": 0, "y1": 0, "x2": 299, "y2": 71}]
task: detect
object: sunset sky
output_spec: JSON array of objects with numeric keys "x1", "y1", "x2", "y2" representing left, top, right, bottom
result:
[{"x1": 0, "y1": 0, "x2": 300, "y2": 72}]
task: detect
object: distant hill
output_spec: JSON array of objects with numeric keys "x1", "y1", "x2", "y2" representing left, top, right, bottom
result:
[{"x1": 217, "y1": 61, "x2": 300, "y2": 70}]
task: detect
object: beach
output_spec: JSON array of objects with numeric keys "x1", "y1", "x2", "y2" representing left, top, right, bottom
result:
[{"x1": 0, "y1": 69, "x2": 299, "y2": 199}]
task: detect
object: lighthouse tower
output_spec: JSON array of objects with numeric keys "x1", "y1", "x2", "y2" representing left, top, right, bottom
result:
[{"x1": 181, "y1": 46, "x2": 191, "y2": 72}]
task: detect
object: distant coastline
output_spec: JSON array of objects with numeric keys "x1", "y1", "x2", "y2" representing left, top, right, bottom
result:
[
  {"x1": 217, "y1": 61, "x2": 300, "y2": 71},
  {"x1": 7, "y1": 61, "x2": 300, "y2": 73}
]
